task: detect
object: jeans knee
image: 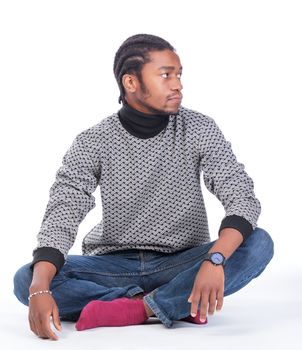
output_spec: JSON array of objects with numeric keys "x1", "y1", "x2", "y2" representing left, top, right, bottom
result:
[
  {"x1": 253, "y1": 227, "x2": 274, "y2": 264},
  {"x1": 13, "y1": 263, "x2": 33, "y2": 306}
]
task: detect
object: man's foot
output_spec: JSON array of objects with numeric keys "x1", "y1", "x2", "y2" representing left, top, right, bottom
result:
[
  {"x1": 132, "y1": 292, "x2": 154, "y2": 317},
  {"x1": 75, "y1": 297, "x2": 149, "y2": 331}
]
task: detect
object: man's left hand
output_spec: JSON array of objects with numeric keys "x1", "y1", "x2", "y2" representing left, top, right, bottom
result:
[{"x1": 187, "y1": 260, "x2": 225, "y2": 322}]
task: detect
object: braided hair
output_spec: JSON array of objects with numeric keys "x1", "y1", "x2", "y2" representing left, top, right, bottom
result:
[{"x1": 113, "y1": 34, "x2": 175, "y2": 104}]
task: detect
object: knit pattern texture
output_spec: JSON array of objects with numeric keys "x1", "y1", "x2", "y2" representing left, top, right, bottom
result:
[{"x1": 34, "y1": 106, "x2": 261, "y2": 258}]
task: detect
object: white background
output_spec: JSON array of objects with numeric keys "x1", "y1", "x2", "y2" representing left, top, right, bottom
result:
[{"x1": 0, "y1": 0, "x2": 301, "y2": 349}]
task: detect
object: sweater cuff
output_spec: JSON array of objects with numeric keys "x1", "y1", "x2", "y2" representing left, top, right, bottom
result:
[
  {"x1": 219, "y1": 215, "x2": 253, "y2": 241},
  {"x1": 30, "y1": 247, "x2": 65, "y2": 275}
]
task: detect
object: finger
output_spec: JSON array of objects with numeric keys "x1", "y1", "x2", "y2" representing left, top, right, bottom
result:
[
  {"x1": 208, "y1": 290, "x2": 217, "y2": 315},
  {"x1": 52, "y1": 306, "x2": 62, "y2": 332},
  {"x1": 28, "y1": 314, "x2": 38, "y2": 336},
  {"x1": 40, "y1": 316, "x2": 58, "y2": 340},
  {"x1": 199, "y1": 290, "x2": 210, "y2": 322},
  {"x1": 188, "y1": 289, "x2": 195, "y2": 303},
  {"x1": 189, "y1": 292, "x2": 200, "y2": 317},
  {"x1": 216, "y1": 289, "x2": 224, "y2": 311},
  {"x1": 34, "y1": 317, "x2": 48, "y2": 339}
]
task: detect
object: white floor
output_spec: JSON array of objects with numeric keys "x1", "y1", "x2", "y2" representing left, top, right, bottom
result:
[{"x1": 1, "y1": 262, "x2": 301, "y2": 350}]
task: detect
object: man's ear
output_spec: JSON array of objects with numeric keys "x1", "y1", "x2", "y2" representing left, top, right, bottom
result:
[{"x1": 122, "y1": 74, "x2": 137, "y2": 94}]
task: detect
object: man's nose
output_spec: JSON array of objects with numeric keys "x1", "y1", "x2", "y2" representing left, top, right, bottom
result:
[{"x1": 171, "y1": 78, "x2": 183, "y2": 91}]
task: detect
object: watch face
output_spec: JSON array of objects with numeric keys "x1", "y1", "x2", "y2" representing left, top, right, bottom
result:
[{"x1": 211, "y1": 253, "x2": 223, "y2": 264}]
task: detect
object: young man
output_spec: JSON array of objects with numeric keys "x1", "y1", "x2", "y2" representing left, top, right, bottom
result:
[{"x1": 13, "y1": 34, "x2": 274, "y2": 340}]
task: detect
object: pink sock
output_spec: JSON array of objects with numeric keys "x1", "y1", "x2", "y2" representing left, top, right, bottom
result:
[
  {"x1": 181, "y1": 310, "x2": 208, "y2": 325},
  {"x1": 75, "y1": 297, "x2": 149, "y2": 331}
]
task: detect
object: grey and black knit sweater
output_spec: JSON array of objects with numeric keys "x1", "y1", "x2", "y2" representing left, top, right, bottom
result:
[{"x1": 31, "y1": 105, "x2": 261, "y2": 273}]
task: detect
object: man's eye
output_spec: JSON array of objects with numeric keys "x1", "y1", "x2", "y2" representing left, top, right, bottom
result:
[
  {"x1": 161, "y1": 73, "x2": 169, "y2": 78},
  {"x1": 177, "y1": 73, "x2": 182, "y2": 79}
]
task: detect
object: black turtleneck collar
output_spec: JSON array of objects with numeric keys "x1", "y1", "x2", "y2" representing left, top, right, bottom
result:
[{"x1": 118, "y1": 103, "x2": 171, "y2": 139}]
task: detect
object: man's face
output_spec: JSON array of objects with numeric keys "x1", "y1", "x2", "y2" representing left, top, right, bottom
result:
[{"x1": 125, "y1": 49, "x2": 183, "y2": 115}]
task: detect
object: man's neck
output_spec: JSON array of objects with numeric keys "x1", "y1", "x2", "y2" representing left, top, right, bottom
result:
[{"x1": 117, "y1": 103, "x2": 170, "y2": 139}]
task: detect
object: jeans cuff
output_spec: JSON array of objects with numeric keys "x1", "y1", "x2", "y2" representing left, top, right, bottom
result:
[
  {"x1": 126, "y1": 286, "x2": 145, "y2": 298},
  {"x1": 143, "y1": 292, "x2": 173, "y2": 328}
]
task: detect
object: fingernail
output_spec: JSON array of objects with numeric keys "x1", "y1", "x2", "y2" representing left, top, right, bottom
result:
[
  {"x1": 191, "y1": 313, "x2": 196, "y2": 317},
  {"x1": 200, "y1": 318, "x2": 206, "y2": 322}
]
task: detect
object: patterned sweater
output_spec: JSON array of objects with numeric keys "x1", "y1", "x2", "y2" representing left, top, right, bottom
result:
[{"x1": 31, "y1": 105, "x2": 261, "y2": 272}]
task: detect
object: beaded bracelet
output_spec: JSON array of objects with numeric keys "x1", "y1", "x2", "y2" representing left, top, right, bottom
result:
[{"x1": 28, "y1": 290, "x2": 52, "y2": 301}]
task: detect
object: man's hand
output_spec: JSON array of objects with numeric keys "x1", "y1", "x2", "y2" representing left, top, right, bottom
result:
[
  {"x1": 188, "y1": 260, "x2": 225, "y2": 322},
  {"x1": 28, "y1": 293, "x2": 61, "y2": 340}
]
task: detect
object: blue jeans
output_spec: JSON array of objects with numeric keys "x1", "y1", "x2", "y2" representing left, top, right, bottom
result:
[{"x1": 13, "y1": 228, "x2": 274, "y2": 328}]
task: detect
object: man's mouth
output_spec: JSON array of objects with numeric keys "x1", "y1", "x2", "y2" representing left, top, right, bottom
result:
[{"x1": 167, "y1": 94, "x2": 182, "y2": 101}]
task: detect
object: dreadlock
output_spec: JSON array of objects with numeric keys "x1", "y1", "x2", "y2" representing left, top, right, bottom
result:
[{"x1": 113, "y1": 34, "x2": 175, "y2": 104}]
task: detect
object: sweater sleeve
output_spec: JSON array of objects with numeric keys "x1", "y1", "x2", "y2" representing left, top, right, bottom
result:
[
  {"x1": 31, "y1": 131, "x2": 101, "y2": 273},
  {"x1": 198, "y1": 116, "x2": 261, "y2": 241}
]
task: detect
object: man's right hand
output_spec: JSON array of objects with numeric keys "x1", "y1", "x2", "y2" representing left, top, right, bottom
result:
[
  {"x1": 28, "y1": 292, "x2": 61, "y2": 340},
  {"x1": 29, "y1": 261, "x2": 60, "y2": 340}
]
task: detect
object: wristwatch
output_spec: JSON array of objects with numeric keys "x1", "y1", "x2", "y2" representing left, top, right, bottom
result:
[{"x1": 204, "y1": 252, "x2": 226, "y2": 267}]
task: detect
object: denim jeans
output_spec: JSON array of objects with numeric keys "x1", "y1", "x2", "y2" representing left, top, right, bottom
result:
[{"x1": 13, "y1": 227, "x2": 274, "y2": 328}]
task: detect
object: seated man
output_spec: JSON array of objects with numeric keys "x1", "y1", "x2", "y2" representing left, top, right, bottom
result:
[{"x1": 13, "y1": 33, "x2": 274, "y2": 341}]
